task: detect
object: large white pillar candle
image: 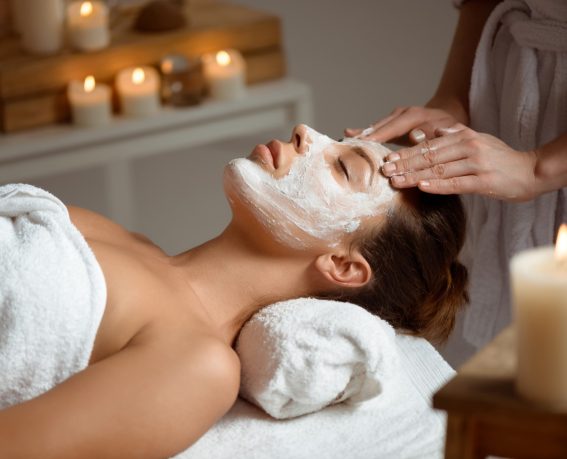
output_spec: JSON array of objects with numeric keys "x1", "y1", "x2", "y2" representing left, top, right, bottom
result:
[
  {"x1": 67, "y1": 1, "x2": 110, "y2": 52},
  {"x1": 19, "y1": 0, "x2": 65, "y2": 55},
  {"x1": 68, "y1": 76, "x2": 112, "y2": 127},
  {"x1": 511, "y1": 224, "x2": 567, "y2": 408},
  {"x1": 116, "y1": 67, "x2": 161, "y2": 117},
  {"x1": 202, "y1": 49, "x2": 246, "y2": 101}
]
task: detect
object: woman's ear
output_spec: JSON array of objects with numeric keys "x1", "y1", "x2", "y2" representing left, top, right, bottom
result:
[{"x1": 314, "y1": 250, "x2": 372, "y2": 289}]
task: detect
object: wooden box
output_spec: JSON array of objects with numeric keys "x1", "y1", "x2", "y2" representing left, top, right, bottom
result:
[{"x1": 0, "y1": 2, "x2": 286, "y2": 132}]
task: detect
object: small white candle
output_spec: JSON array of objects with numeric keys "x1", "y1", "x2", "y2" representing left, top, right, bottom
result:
[
  {"x1": 511, "y1": 224, "x2": 567, "y2": 408},
  {"x1": 67, "y1": 1, "x2": 110, "y2": 52},
  {"x1": 19, "y1": 0, "x2": 65, "y2": 55},
  {"x1": 68, "y1": 75, "x2": 112, "y2": 127},
  {"x1": 202, "y1": 49, "x2": 246, "y2": 101},
  {"x1": 116, "y1": 67, "x2": 161, "y2": 117}
]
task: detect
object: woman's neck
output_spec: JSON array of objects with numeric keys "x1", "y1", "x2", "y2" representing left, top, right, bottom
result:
[{"x1": 170, "y1": 222, "x2": 316, "y2": 347}]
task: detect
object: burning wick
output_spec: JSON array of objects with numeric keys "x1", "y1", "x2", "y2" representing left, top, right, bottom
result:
[
  {"x1": 216, "y1": 50, "x2": 231, "y2": 67},
  {"x1": 132, "y1": 68, "x2": 146, "y2": 85},
  {"x1": 80, "y1": 1, "x2": 93, "y2": 17},
  {"x1": 84, "y1": 75, "x2": 96, "y2": 93},
  {"x1": 555, "y1": 223, "x2": 567, "y2": 268}
]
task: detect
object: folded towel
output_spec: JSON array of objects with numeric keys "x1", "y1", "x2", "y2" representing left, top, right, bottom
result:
[
  {"x1": 0, "y1": 184, "x2": 107, "y2": 409},
  {"x1": 179, "y1": 331, "x2": 454, "y2": 459},
  {"x1": 236, "y1": 298, "x2": 400, "y2": 419}
]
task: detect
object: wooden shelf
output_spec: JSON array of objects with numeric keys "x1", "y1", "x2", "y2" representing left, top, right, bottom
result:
[{"x1": 0, "y1": 2, "x2": 285, "y2": 132}]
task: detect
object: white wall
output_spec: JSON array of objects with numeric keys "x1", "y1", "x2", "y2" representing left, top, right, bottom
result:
[{"x1": 30, "y1": 2, "x2": 475, "y2": 365}]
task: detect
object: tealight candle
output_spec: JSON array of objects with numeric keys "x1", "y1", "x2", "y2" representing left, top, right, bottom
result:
[
  {"x1": 19, "y1": 0, "x2": 65, "y2": 55},
  {"x1": 67, "y1": 1, "x2": 110, "y2": 52},
  {"x1": 67, "y1": 75, "x2": 112, "y2": 127},
  {"x1": 116, "y1": 66, "x2": 161, "y2": 117},
  {"x1": 202, "y1": 49, "x2": 246, "y2": 101},
  {"x1": 511, "y1": 224, "x2": 567, "y2": 408}
]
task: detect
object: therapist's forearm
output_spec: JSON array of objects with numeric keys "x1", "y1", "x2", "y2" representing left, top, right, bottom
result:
[
  {"x1": 432, "y1": 0, "x2": 502, "y2": 114},
  {"x1": 534, "y1": 132, "x2": 567, "y2": 196}
]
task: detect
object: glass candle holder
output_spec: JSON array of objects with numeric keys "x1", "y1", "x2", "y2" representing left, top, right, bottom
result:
[{"x1": 160, "y1": 54, "x2": 205, "y2": 107}]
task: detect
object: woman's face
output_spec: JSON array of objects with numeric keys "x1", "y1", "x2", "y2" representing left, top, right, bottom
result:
[{"x1": 224, "y1": 124, "x2": 397, "y2": 250}]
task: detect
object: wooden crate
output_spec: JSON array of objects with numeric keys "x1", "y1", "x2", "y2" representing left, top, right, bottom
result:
[{"x1": 0, "y1": 2, "x2": 286, "y2": 132}]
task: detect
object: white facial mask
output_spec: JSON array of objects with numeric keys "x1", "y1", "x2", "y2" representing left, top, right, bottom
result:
[{"x1": 224, "y1": 126, "x2": 396, "y2": 249}]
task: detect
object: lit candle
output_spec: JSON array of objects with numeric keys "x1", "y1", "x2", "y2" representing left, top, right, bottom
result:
[
  {"x1": 511, "y1": 224, "x2": 567, "y2": 408},
  {"x1": 116, "y1": 67, "x2": 161, "y2": 117},
  {"x1": 67, "y1": 1, "x2": 110, "y2": 52},
  {"x1": 19, "y1": 0, "x2": 65, "y2": 55},
  {"x1": 67, "y1": 75, "x2": 112, "y2": 127},
  {"x1": 202, "y1": 49, "x2": 246, "y2": 101}
]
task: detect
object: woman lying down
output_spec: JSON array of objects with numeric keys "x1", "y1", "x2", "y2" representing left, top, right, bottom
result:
[{"x1": 0, "y1": 124, "x2": 467, "y2": 458}]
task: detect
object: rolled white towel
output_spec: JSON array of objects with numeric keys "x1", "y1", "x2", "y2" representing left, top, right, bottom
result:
[{"x1": 236, "y1": 298, "x2": 400, "y2": 419}]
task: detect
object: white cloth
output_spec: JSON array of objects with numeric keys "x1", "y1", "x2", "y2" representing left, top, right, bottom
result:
[
  {"x1": 0, "y1": 184, "x2": 107, "y2": 409},
  {"x1": 462, "y1": 0, "x2": 567, "y2": 348},
  {"x1": 177, "y1": 331, "x2": 453, "y2": 459},
  {"x1": 236, "y1": 299, "x2": 399, "y2": 419}
]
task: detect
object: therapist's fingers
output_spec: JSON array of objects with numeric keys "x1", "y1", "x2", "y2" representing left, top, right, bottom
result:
[
  {"x1": 382, "y1": 140, "x2": 470, "y2": 178},
  {"x1": 383, "y1": 128, "x2": 468, "y2": 165},
  {"x1": 344, "y1": 127, "x2": 363, "y2": 137},
  {"x1": 418, "y1": 175, "x2": 483, "y2": 195},
  {"x1": 388, "y1": 158, "x2": 475, "y2": 188},
  {"x1": 408, "y1": 117, "x2": 463, "y2": 144},
  {"x1": 344, "y1": 107, "x2": 406, "y2": 139}
]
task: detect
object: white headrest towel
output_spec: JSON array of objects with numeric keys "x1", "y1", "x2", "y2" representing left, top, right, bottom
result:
[{"x1": 236, "y1": 298, "x2": 400, "y2": 419}]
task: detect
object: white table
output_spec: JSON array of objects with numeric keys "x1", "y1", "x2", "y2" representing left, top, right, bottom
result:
[{"x1": 0, "y1": 78, "x2": 313, "y2": 228}]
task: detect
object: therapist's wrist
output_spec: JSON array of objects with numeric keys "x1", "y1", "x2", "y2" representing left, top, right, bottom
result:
[{"x1": 426, "y1": 95, "x2": 469, "y2": 125}]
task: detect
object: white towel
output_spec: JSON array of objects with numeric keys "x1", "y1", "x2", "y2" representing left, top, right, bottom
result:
[
  {"x1": 0, "y1": 184, "x2": 107, "y2": 409},
  {"x1": 462, "y1": 0, "x2": 567, "y2": 348},
  {"x1": 177, "y1": 330, "x2": 454, "y2": 459},
  {"x1": 236, "y1": 298, "x2": 400, "y2": 419}
]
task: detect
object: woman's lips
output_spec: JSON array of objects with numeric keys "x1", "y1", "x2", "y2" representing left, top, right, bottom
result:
[{"x1": 251, "y1": 140, "x2": 280, "y2": 170}]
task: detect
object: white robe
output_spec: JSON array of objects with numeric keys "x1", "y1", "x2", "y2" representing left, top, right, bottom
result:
[{"x1": 461, "y1": 0, "x2": 567, "y2": 348}]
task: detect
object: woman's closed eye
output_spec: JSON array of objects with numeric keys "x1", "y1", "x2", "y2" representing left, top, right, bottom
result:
[{"x1": 338, "y1": 158, "x2": 350, "y2": 181}]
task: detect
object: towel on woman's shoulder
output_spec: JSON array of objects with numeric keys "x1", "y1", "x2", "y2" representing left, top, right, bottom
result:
[{"x1": 0, "y1": 184, "x2": 107, "y2": 409}]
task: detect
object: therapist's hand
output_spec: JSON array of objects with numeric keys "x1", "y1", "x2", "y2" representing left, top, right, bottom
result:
[
  {"x1": 381, "y1": 124, "x2": 539, "y2": 202},
  {"x1": 344, "y1": 98, "x2": 468, "y2": 145}
]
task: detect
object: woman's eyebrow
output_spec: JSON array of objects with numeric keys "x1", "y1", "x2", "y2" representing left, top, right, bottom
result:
[{"x1": 351, "y1": 146, "x2": 376, "y2": 185}]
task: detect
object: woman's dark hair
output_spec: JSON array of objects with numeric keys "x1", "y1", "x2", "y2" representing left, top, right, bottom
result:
[{"x1": 325, "y1": 189, "x2": 468, "y2": 344}]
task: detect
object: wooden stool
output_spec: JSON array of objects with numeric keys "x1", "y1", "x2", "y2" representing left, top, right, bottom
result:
[{"x1": 433, "y1": 326, "x2": 567, "y2": 459}]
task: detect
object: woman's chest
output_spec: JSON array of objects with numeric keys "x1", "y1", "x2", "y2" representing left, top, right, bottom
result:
[{"x1": 67, "y1": 207, "x2": 204, "y2": 363}]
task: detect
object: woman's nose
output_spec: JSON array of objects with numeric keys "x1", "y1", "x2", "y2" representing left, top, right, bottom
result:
[{"x1": 291, "y1": 124, "x2": 309, "y2": 155}]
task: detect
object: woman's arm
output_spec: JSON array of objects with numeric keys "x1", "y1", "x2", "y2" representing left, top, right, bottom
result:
[
  {"x1": 345, "y1": 0, "x2": 502, "y2": 143},
  {"x1": 0, "y1": 335, "x2": 240, "y2": 459},
  {"x1": 431, "y1": 0, "x2": 503, "y2": 118}
]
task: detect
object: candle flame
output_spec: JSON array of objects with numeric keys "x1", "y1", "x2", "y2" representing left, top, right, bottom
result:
[
  {"x1": 80, "y1": 1, "x2": 93, "y2": 17},
  {"x1": 132, "y1": 68, "x2": 145, "y2": 85},
  {"x1": 555, "y1": 224, "x2": 567, "y2": 260},
  {"x1": 84, "y1": 75, "x2": 96, "y2": 93},
  {"x1": 216, "y1": 50, "x2": 231, "y2": 67}
]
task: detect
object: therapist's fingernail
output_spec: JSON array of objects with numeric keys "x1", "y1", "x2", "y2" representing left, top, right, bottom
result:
[
  {"x1": 411, "y1": 129, "x2": 426, "y2": 142},
  {"x1": 391, "y1": 175, "x2": 406, "y2": 185},
  {"x1": 382, "y1": 162, "x2": 396, "y2": 175},
  {"x1": 387, "y1": 153, "x2": 400, "y2": 161},
  {"x1": 420, "y1": 180, "x2": 430, "y2": 187}
]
